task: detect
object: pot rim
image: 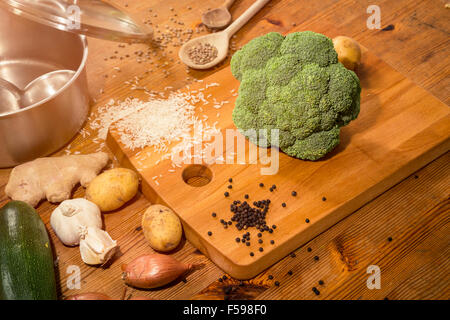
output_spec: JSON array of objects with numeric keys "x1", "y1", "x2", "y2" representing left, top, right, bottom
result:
[{"x1": 0, "y1": 34, "x2": 88, "y2": 118}]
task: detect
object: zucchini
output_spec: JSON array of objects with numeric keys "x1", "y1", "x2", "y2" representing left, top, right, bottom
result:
[{"x1": 0, "y1": 201, "x2": 57, "y2": 300}]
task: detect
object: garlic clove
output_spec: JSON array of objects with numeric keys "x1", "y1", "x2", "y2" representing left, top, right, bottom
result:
[{"x1": 79, "y1": 227, "x2": 118, "y2": 265}]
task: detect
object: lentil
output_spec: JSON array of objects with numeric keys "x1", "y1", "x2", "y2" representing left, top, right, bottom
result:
[{"x1": 187, "y1": 42, "x2": 218, "y2": 65}]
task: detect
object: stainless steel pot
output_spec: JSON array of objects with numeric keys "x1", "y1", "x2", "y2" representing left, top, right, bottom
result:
[
  {"x1": 0, "y1": 7, "x2": 89, "y2": 167},
  {"x1": 0, "y1": 0, "x2": 152, "y2": 167}
]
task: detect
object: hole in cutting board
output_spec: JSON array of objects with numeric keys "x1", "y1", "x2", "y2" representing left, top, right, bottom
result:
[{"x1": 182, "y1": 164, "x2": 212, "y2": 187}]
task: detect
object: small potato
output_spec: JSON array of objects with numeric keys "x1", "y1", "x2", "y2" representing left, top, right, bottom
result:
[
  {"x1": 333, "y1": 36, "x2": 362, "y2": 71},
  {"x1": 142, "y1": 204, "x2": 182, "y2": 252},
  {"x1": 85, "y1": 168, "x2": 139, "y2": 211}
]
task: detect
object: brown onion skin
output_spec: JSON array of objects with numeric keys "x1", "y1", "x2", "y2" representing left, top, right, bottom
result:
[
  {"x1": 122, "y1": 254, "x2": 193, "y2": 289},
  {"x1": 65, "y1": 292, "x2": 113, "y2": 300}
]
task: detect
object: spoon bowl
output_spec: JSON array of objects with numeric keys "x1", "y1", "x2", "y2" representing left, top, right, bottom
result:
[
  {"x1": 202, "y1": 7, "x2": 232, "y2": 29},
  {"x1": 179, "y1": 33, "x2": 230, "y2": 70},
  {"x1": 180, "y1": 0, "x2": 270, "y2": 70},
  {"x1": 0, "y1": 69, "x2": 75, "y2": 111}
]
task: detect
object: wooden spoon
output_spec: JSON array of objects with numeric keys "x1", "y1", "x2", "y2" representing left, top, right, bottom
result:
[
  {"x1": 202, "y1": 0, "x2": 237, "y2": 29},
  {"x1": 179, "y1": 0, "x2": 271, "y2": 70}
]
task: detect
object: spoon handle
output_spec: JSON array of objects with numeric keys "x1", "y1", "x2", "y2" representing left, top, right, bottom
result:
[
  {"x1": 0, "y1": 78, "x2": 22, "y2": 99},
  {"x1": 224, "y1": 0, "x2": 271, "y2": 39},
  {"x1": 222, "y1": 0, "x2": 237, "y2": 9}
]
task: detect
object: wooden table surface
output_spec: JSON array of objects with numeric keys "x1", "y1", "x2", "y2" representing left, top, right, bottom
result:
[{"x1": 0, "y1": 0, "x2": 449, "y2": 300}]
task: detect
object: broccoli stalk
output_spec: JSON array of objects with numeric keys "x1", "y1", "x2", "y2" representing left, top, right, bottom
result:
[{"x1": 231, "y1": 31, "x2": 361, "y2": 161}]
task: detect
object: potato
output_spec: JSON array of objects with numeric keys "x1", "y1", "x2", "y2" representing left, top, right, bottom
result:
[
  {"x1": 333, "y1": 36, "x2": 362, "y2": 71},
  {"x1": 141, "y1": 204, "x2": 182, "y2": 252},
  {"x1": 85, "y1": 168, "x2": 139, "y2": 211}
]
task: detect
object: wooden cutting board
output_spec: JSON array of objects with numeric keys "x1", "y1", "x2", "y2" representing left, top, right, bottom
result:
[{"x1": 107, "y1": 47, "x2": 450, "y2": 279}]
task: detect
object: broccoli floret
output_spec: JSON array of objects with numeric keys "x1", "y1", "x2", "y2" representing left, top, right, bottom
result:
[{"x1": 230, "y1": 31, "x2": 361, "y2": 160}]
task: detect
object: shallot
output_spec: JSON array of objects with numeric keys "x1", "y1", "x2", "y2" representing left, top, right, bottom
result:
[{"x1": 122, "y1": 254, "x2": 199, "y2": 289}]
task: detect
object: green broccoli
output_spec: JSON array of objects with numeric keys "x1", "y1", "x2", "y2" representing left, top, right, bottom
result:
[{"x1": 231, "y1": 31, "x2": 361, "y2": 160}]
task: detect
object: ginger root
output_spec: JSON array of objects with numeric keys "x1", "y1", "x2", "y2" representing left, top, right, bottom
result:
[{"x1": 5, "y1": 152, "x2": 109, "y2": 207}]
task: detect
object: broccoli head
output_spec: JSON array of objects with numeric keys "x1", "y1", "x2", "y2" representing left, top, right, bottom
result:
[{"x1": 231, "y1": 31, "x2": 361, "y2": 160}]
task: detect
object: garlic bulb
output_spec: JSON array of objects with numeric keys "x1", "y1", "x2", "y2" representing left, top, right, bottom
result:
[
  {"x1": 79, "y1": 226, "x2": 118, "y2": 265},
  {"x1": 50, "y1": 198, "x2": 102, "y2": 246}
]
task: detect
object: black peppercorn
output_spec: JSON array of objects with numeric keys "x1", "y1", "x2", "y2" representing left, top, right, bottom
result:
[
  {"x1": 269, "y1": 188, "x2": 273, "y2": 192},
  {"x1": 270, "y1": 240, "x2": 275, "y2": 245},
  {"x1": 287, "y1": 270, "x2": 293, "y2": 276},
  {"x1": 272, "y1": 184, "x2": 276, "y2": 189},
  {"x1": 259, "y1": 183, "x2": 264, "y2": 187},
  {"x1": 212, "y1": 212, "x2": 216, "y2": 217},
  {"x1": 292, "y1": 191, "x2": 297, "y2": 196},
  {"x1": 250, "y1": 252, "x2": 254, "y2": 257},
  {"x1": 272, "y1": 225, "x2": 276, "y2": 229},
  {"x1": 274, "y1": 281, "x2": 280, "y2": 286},
  {"x1": 305, "y1": 218, "x2": 310, "y2": 223},
  {"x1": 388, "y1": 237, "x2": 393, "y2": 242},
  {"x1": 268, "y1": 275, "x2": 274, "y2": 280},
  {"x1": 312, "y1": 287, "x2": 320, "y2": 295},
  {"x1": 257, "y1": 233, "x2": 262, "y2": 238},
  {"x1": 228, "y1": 185, "x2": 232, "y2": 189},
  {"x1": 224, "y1": 192, "x2": 229, "y2": 197},
  {"x1": 314, "y1": 256, "x2": 319, "y2": 261},
  {"x1": 222, "y1": 275, "x2": 228, "y2": 280},
  {"x1": 259, "y1": 247, "x2": 263, "y2": 252},
  {"x1": 218, "y1": 278, "x2": 223, "y2": 282},
  {"x1": 307, "y1": 247, "x2": 312, "y2": 252},
  {"x1": 322, "y1": 197, "x2": 327, "y2": 201},
  {"x1": 246, "y1": 242, "x2": 250, "y2": 246},
  {"x1": 318, "y1": 280, "x2": 324, "y2": 285},
  {"x1": 290, "y1": 253, "x2": 296, "y2": 258},
  {"x1": 228, "y1": 178, "x2": 233, "y2": 183},
  {"x1": 282, "y1": 203, "x2": 286, "y2": 207},
  {"x1": 244, "y1": 194, "x2": 249, "y2": 199},
  {"x1": 235, "y1": 237, "x2": 240, "y2": 243},
  {"x1": 207, "y1": 231, "x2": 212, "y2": 236},
  {"x1": 258, "y1": 239, "x2": 263, "y2": 244}
]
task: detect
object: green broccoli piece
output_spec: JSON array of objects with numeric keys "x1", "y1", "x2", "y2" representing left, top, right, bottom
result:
[{"x1": 230, "y1": 31, "x2": 361, "y2": 160}]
